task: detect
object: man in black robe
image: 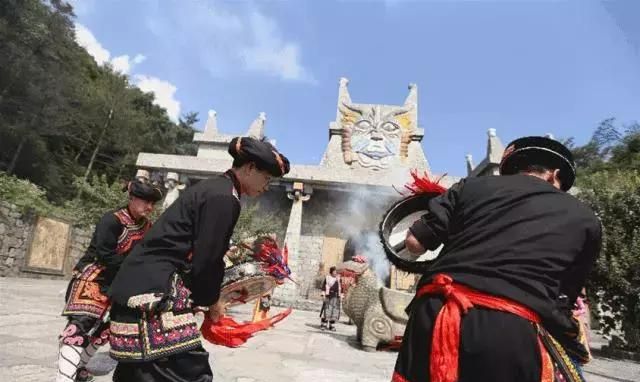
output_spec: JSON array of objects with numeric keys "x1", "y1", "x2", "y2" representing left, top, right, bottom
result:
[
  {"x1": 393, "y1": 136, "x2": 601, "y2": 382},
  {"x1": 56, "y1": 180, "x2": 163, "y2": 382},
  {"x1": 108, "y1": 137, "x2": 290, "y2": 382}
]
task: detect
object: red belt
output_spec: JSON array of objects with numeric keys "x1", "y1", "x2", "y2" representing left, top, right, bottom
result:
[{"x1": 412, "y1": 273, "x2": 553, "y2": 382}]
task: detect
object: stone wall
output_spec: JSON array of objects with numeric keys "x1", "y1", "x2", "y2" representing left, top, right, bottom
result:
[
  {"x1": 0, "y1": 201, "x2": 92, "y2": 280},
  {"x1": 297, "y1": 189, "x2": 340, "y2": 301},
  {"x1": 298, "y1": 235, "x2": 324, "y2": 299}
]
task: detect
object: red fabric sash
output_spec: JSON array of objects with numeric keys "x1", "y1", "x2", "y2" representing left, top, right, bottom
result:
[
  {"x1": 414, "y1": 273, "x2": 553, "y2": 382},
  {"x1": 201, "y1": 308, "x2": 292, "y2": 347}
]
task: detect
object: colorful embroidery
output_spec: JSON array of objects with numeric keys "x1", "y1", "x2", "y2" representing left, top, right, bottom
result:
[
  {"x1": 109, "y1": 321, "x2": 143, "y2": 358},
  {"x1": 161, "y1": 312, "x2": 196, "y2": 330},
  {"x1": 169, "y1": 275, "x2": 191, "y2": 311},
  {"x1": 110, "y1": 310, "x2": 200, "y2": 361},
  {"x1": 537, "y1": 324, "x2": 586, "y2": 382},
  {"x1": 63, "y1": 209, "x2": 150, "y2": 319},
  {"x1": 110, "y1": 274, "x2": 201, "y2": 361},
  {"x1": 114, "y1": 209, "x2": 151, "y2": 255},
  {"x1": 60, "y1": 323, "x2": 86, "y2": 347},
  {"x1": 91, "y1": 328, "x2": 110, "y2": 346},
  {"x1": 127, "y1": 293, "x2": 163, "y2": 310},
  {"x1": 110, "y1": 322, "x2": 139, "y2": 336},
  {"x1": 62, "y1": 264, "x2": 110, "y2": 319}
]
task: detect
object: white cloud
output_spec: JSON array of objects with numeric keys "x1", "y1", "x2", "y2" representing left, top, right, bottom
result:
[
  {"x1": 74, "y1": 24, "x2": 146, "y2": 74},
  {"x1": 67, "y1": 0, "x2": 96, "y2": 18},
  {"x1": 134, "y1": 75, "x2": 181, "y2": 122},
  {"x1": 110, "y1": 55, "x2": 131, "y2": 73},
  {"x1": 73, "y1": 24, "x2": 179, "y2": 121},
  {"x1": 75, "y1": 23, "x2": 110, "y2": 65},
  {"x1": 133, "y1": 54, "x2": 146, "y2": 65},
  {"x1": 158, "y1": 3, "x2": 313, "y2": 83},
  {"x1": 240, "y1": 11, "x2": 312, "y2": 82},
  {"x1": 110, "y1": 54, "x2": 147, "y2": 74}
]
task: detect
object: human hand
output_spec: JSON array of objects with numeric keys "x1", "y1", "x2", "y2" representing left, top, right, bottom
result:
[
  {"x1": 405, "y1": 231, "x2": 426, "y2": 255},
  {"x1": 208, "y1": 300, "x2": 226, "y2": 323}
]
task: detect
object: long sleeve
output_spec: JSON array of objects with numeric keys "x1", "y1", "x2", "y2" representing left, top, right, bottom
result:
[
  {"x1": 94, "y1": 213, "x2": 124, "y2": 280},
  {"x1": 559, "y1": 218, "x2": 603, "y2": 304},
  {"x1": 190, "y1": 193, "x2": 240, "y2": 306},
  {"x1": 409, "y1": 180, "x2": 463, "y2": 250},
  {"x1": 544, "y1": 218, "x2": 602, "y2": 347}
]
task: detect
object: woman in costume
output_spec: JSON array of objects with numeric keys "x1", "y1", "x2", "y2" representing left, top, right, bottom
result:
[
  {"x1": 56, "y1": 179, "x2": 162, "y2": 382},
  {"x1": 320, "y1": 266, "x2": 342, "y2": 331},
  {"x1": 107, "y1": 137, "x2": 289, "y2": 382}
]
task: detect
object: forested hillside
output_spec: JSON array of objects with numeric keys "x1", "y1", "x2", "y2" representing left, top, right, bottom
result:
[{"x1": 0, "y1": 0, "x2": 197, "y2": 204}]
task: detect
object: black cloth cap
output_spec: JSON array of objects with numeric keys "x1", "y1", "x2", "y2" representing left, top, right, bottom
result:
[
  {"x1": 228, "y1": 137, "x2": 290, "y2": 177},
  {"x1": 499, "y1": 136, "x2": 576, "y2": 191},
  {"x1": 128, "y1": 180, "x2": 163, "y2": 202}
]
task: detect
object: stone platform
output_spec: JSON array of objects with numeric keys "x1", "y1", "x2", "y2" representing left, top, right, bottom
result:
[{"x1": 0, "y1": 277, "x2": 638, "y2": 381}]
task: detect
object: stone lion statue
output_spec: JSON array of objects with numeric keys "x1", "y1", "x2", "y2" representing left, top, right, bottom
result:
[{"x1": 336, "y1": 257, "x2": 413, "y2": 351}]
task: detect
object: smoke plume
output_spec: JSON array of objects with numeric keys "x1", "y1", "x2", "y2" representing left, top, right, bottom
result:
[{"x1": 335, "y1": 167, "x2": 413, "y2": 282}]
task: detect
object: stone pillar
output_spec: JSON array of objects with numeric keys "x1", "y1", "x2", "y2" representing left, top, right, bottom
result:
[
  {"x1": 135, "y1": 169, "x2": 150, "y2": 183},
  {"x1": 162, "y1": 172, "x2": 183, "y2": 211},
  {"x1": 465, "y1": 154, "x2": 474, "y2": 175},
  {"x1": 273, "y1": 182, "x2": 311, "y2": 304}
]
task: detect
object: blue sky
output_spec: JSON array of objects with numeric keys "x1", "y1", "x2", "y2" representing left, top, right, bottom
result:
[{"x1": 69, "y1": 0, "x2": 640, "y2": 176}]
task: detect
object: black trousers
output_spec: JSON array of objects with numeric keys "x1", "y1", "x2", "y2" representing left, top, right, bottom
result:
[
  {"x1": 60, "y1": 314, "x2": 110, "y2": 346},
  {"x1": 394, "y1": 296, "x2": 542, "y2": 382},
  {"x1": 112, "y1": 346, "x2": 213, "y2": 382}
]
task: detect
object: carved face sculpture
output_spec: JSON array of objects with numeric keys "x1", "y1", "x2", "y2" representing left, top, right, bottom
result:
[{"x1": 340, "y1": 103, "x2": 413, "y2": 169}]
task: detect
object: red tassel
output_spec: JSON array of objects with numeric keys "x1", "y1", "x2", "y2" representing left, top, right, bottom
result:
[
  {"x1": 401, "y1": 169, "x2": 447, "y2": 196},
  {"x1": 201, "y1": 308, "x2": 293, "y2": 348},
  {"x1": 244, "y1": 238, "x2": 295, "y2": 284}
]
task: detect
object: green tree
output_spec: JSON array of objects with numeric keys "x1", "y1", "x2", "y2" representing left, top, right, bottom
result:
[
  {"x1": 569, "y1": 120, "x2": 640, "y2": 351},
  {"x1": 0, "y1": 0, "x2": 198, "y2": 204},
  {"x1": 63, "y1": 174, "x2": 128, "y2": 227},
  {"x1": 0, "y1": 171, "x2": 56, "y2": 216},
  {"x1": 231, "y1": 203, "x2": 279, "y2": 245}
]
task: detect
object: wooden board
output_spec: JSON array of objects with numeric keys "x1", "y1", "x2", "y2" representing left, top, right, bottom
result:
[{"x1": 23, "y1": 216, "x2": 71, "y2": 275}]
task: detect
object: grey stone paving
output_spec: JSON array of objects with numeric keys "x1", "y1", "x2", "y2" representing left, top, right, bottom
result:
[{"x1": 0, "y1": 277, "x2": 638, "y2": 381}]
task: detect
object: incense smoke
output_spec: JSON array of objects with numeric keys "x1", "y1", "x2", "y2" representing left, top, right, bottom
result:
[{"x1": 336, "y1": 168, "x2": 413, "y2": 282}]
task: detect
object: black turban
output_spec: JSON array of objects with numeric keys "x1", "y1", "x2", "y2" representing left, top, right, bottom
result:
[
  {"x1": 499, "y1": 136, "x2": 576, "y2": 191},
  {"x1": 128, "y1": 180, "x2": 164, "y2": 202},
  {"x1": 228, "y1": 137, "x2": 290, "y2": 177}
]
